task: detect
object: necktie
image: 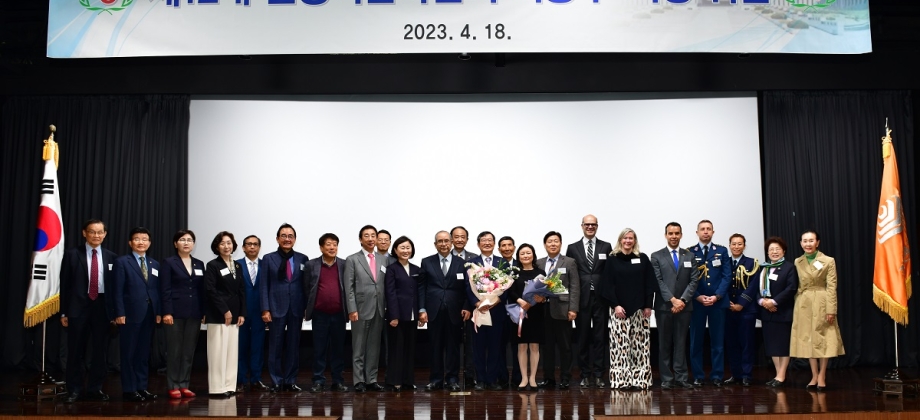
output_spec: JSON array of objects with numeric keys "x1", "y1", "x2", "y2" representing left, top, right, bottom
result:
[
  {"x1": 671, "y1": 250, "x2": 679, "y2": 270},
  {"x1": 249, "y1": 261, "x2": 257, "y2": 285},
  {"x1": 89, "y1": 249, "x2": 99, "y2": 300},
  {"x1": 703, "y1": 245, "x2": 710, "y2": 259},
  {"x1": 485, "y1": 256, "x2": 492, "y2": 267},
  {"x1": 441, "y1": 258, "x2": 448, "y2": 276},
  {"x1": 547, "y1": 258, "x2": 557, "y2": 275},
  {"x1": 586, "y1": 241, "x2": 595, "y2": 272},
  {"x1": 369, "y1": 253, "x2": 377, "y2": 282},
  {"x1": 732, "y1": 259, "x2": 738, "y2": 271},
  {"x1": 285, "y1": 259, "x2": 293, "y2": 282},
  {"x1": 140, "y1": 256, "x2": 148, "y2": 282}
]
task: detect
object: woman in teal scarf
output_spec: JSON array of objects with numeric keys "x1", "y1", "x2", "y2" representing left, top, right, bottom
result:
[{"x1": 756, "y1": 237, "x2": 799, "y2": 388}]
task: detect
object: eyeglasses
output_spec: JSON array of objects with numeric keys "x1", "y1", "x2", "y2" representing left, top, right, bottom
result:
[
  {"x1": 582, "y1": 223, "x2": 598, "y2": 228},
  {"x1": 244, "y1": 242, "x2": 260, "y2": 247},
  {"x1": 279, "y1": 234, "x2": 295, "y2": 240},
  {"x1": 177, "y1": 238, "x2": 195, "y2": 243},
  {"x1": 85, "y1": 230, "x2": 105, "y2": 236},
  {"x1": 479, "y1": 239, "x2": 495, "y2": 244},
  {"x1": 132, "y1": 238, "x2": 150, "y2": 243}
]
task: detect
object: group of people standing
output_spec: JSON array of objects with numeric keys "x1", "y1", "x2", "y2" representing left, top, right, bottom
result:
[{"x1": 57, "y1": 215, "x2": 845, "y2": 403}]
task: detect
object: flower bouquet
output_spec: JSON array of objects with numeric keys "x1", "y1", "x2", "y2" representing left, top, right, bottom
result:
[
  {"x1": 506, "y1": 271, "x2": 569, "y2": 336},
  {"x1": 466, "y1": 262, "x2": 517, "y2": 331}
]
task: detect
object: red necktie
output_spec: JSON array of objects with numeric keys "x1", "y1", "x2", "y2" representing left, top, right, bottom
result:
[
  {"x1": 286, "y1": 259, "x2": 293, "y2": 282},
  {"x1": 89, "y1": 249, "x2": 99, "y2": 300}
]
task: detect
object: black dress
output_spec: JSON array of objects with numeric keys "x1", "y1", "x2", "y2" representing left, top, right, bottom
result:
[{"x1": 507, "y1": 268, "x2": 546, "y2": 344}]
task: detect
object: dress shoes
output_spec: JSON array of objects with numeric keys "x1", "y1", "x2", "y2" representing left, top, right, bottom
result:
[
  {"x1": 64, "y1": 392, "x2": 80, "y2": 403},
  {"x1": 559, "y1": 381, "x2": 570, "y2": 390},
  {"x1": 367, "y1": 382, "x2": 386, "y2": 392},
  {"x1": 354, "y1": 382, "x2": 367, "y2": 393},
  {"x1": 806, "y1": 384, "x2": 818, "y2": 391},
  {"x1": 692, "y1": 379, "x2": 704, "y2": 388},
  {"x1": 579, "y1": 378, "x2": 591, "y2": 388},
  {"x1": 310, "y1": 383, "x2": 324, "y2": 393},
  {"x1": 251, "y1": 381, "x2": 271, "y2": 392},
  {"x1": 723, "y1": 377, "x2": 737, "y2": 385},
  {"x1": 765, "y1": 379, "x2": 778, "y2": 387},
  {"x1": 269, "y1": 385, "x2": 282, "y2": 393},
  {"x1": 138, "y1": 390, "x2": 158, "y2": 400},
  {"x1": 488, "y1": 383, "x2": 503, "y2": 391},
  {"x1": 332, "y1": 383, "x2": 349, "y2": 392},
  {"x1": 284, "y1": 384, "x2": 303, "y2": 392},
  {"x1": 447, "y1": 382, "x2": 461, "y2": 392},
  {"x1": 235, "y1": 383, "x2": 248, "y2": 393},
  {"x1": 180, "y1": 388, "x2": 195, "y2": 398},
  {"x1": 712, "y1": 379, "x2": 723, "y2": 388},
  {"x1": 769, "y1": 380, "x2": 785, "y2": 388},
  {"x1": 473, "y1": 383, "x2": 486, "y2": 391},
  {"x1": 402, "y1": 384, "x2": 417, "y2": 390},
  {"x1": 537, "y1": 379, "x2": 557, "y2": 389},
  {"x1": 816, "y1": 385, "x2": 827, "y2": 392},
  {"x1": 123, "y1": 392, "x2": 145, "y2": 402},
  {"x1": 660, "y1": 382, "x2": 674, "y2": 390},
  {"x1": 168, "y1": 389, "x2": 182, "y2": 399},
  {"x1": 676, "y1": 381, "x2": 695, "y2": 389},
  {"x1": 84, "y1": 390, "x2": 110, "y2": 401},
  {"x1": 424, "y1": 382, "x2": 443, "y2": 391},
  {"x1": 742, "y1": 378, "x2": 752, "y2": 387},
  {"x1": 209, "y1": 391, "x2": 233, "y2": 398},
  {"x1": 596, "y1": 378, "x2": 607, "y2": 389}
]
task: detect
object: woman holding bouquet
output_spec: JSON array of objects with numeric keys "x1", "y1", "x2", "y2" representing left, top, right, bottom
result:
[
  {"x1": 506, "y1": 244, "x2": 546, "y2": 391},
  {"x1": 598, "y1": 228, "x2": 655, "y2": 390},
  {"x1": 384, "y1": 236, "x2": 421, "y2": 392}
]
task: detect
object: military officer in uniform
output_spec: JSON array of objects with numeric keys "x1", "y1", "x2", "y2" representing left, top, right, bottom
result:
[
  {"x1": 724, "y1": 233, "x2": 758, "y2": 387},
  {"x1": 688, "y1": 220, "x2": 732, "y2": 387}
]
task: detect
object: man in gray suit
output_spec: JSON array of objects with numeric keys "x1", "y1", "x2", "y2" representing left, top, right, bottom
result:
[
  {"x1": 650, "y1": 222, "x2": 701, "y2": 390},
  {"x1": 536, "y1": 231, "x2": 581, "y2": 390},
  {"x1": 344, "y1": 225, "x2": 388, "y2": 392}
]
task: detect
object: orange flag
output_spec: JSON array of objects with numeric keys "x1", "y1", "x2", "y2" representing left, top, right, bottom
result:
[{"x1": 872, "y1": 127, "x2": 912, "y2": 326}]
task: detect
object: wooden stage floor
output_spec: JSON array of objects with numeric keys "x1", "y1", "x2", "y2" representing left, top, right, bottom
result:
[{"x1": 2, "y1": 367, "x2": 919, "y2": 419}]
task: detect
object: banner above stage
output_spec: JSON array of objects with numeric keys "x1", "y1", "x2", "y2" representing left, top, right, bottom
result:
[{"x1": 47, "y1": 0, "x2": 871, "y2": 58}]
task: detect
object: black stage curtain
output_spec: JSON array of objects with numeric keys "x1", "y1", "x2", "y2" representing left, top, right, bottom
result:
[
  {"x1": 0, "y1": 95, "x2": 190, "y2": 371},
  {"x1": 760, "y1": 91, "x2": 918, "y2": 367}
]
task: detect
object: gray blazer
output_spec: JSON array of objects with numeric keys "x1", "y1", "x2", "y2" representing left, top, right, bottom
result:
[
  {"x1": 536, "y1": 255, "x2": 581, "y2": 320},
  {"x1": 650, "y1": 247, "x2": 700, "y2": 312},
  {"x1": 344, "y1": 249, "x2": 387, "y2": 320}
]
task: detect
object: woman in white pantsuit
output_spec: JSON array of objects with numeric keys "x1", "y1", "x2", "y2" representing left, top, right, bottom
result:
[{"x1": 204, "y1": 231, "x2": 246, "y2": 397}]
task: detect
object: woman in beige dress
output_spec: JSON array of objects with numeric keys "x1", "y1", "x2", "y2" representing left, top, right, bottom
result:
[{"x1": 790, "y1": 230, "x2": 844, "y2": 391}]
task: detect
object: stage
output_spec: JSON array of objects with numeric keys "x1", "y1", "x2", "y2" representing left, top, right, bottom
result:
[{"x1": 2, "y1": 367, "x2": 918, "y2": 419}]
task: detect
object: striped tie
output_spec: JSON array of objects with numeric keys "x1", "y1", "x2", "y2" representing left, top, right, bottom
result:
[
  {"x1": 586, "y1": 241, "x2": 595, "y2": 272},
  {"x1": 140, "y1": 256, "x2": 148, "y2": 282}
]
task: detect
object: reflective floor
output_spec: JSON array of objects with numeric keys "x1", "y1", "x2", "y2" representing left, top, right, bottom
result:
[{"x1": 4, "y1": 367, "x2": 919, "y2": 419}]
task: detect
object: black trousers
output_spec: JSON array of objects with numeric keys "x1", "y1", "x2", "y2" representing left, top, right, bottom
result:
[
  {"x1": 428, "y1": 310, "x2": 462, "y2": 385},
  {"x1": 542, "y1": 317, "x2": 573, "y2": 382},
  {"x1": 66, "y1": 296, "x2": 110, "y2": 392},
  {"x1": 574, "y1": 290, "x2": 609, "y2": 380}
]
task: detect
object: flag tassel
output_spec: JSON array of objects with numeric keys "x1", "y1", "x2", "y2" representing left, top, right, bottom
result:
[
  {"x1": 23, "y1": 294, "x2": 59, "y2": 328},
  {"x1": 873, "y1": 283, "x2": 910, "y2": 326}
]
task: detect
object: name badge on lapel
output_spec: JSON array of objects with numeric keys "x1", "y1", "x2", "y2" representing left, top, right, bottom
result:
[
  {"x1": 220, "y1": 267, "x2": 230, "y2": 276},
  {"x1": 300, "y1": 263, "x2": 305, "y2": 270},
  {"x1": 813, "y1": 261, "x2": 824, "y2": 270},
  {"x1": 194, "y1": 269, "x2": 204, "y2": 276},
  {"x1": 151, "y1": 268, "x2": 158, "y2": 277},
  {"x1": 456, "y1": 273, "x2": 464, "y2": 280},
  {"x1": 712, "y1": 259, "x2": 721, "y2": 267},
  {"x1": 559, "y1": 267, "x2": 567, "y2": 274},
  {"x1": 598, "y1": 253, "x2": 607, "y2": 260},
  {"x1": 381, "y1": 266, "x2": 387, "y2": 274},
  {"x1": 683, "y1": 261, "x2": 692, "y2": 268},
  {"x1": 631, "y1": 258, "x2": 641, "y2": 264},
  {"x1": 108, "y1": 264, "x2": 113, "y2": 270},
  {"x1": 769, "y1": 273, "x2": 779, "y2": 281}
]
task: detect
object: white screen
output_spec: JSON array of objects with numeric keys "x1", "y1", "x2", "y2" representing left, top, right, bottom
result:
[{"x1": 188, "y1": 94, "x2": 764, "y2": 327}]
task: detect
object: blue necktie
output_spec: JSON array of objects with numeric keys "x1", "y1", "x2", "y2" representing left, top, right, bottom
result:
[{"x1": 672, "y1": 250, "x2": 679, "y2": 270}]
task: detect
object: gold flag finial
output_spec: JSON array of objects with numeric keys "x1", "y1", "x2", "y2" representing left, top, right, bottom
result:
[
  {"x1": 42, "y1": 125, "x2": 59, "y2": 168},
  {"x1": 881, "y1": 119, "x2": 892, "y2": 160}
]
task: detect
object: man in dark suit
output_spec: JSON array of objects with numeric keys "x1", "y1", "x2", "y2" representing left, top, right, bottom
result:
[
  {"x1": 113, "y1": 227, "x2": 162, "y2": 402},
  {"x1": 724, "y1": 233, "x2": 758, "y2": 387},
  {"x1": 419, "y1": 230, "x2": 472, "y2": 391},
  {"x1": 450, "y1": 225, "x2": 478, "y2": 387},
  {"x1": 259, "y1": 223, "x2": 309, "y2": 392},
  {"x1": 305, "y1": 233, "x2": 349, "y2": 393},
  {"x1": 565, "y1": 214, "x2": 613, "y2": 388},
  {"x1": 237, "y1": 235, "x2": 270, "y2": 392},
  {"x1": 497, "y1": 236, "x2": 519, "y2": 388},
  {"x1": 60, "y1": 219, "x2": 117, "y2": 403},
  {"x1": 536, "y1": 231, "x2": 580, "y2": 390},
  {"x1": 687, "y1": 220, "x2": 732, "y2": 387},
  {"x1": 650, "y1": 222, "x2": 700, "y2": 390},
  {"x1": 344, "y1": 225, "x2": 388, "y2": 393},
  {"x1": 466, "y1": 231, "x2": 507, "y2": 391}
]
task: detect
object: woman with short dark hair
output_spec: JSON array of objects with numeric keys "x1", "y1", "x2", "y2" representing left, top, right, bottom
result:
[
  {"x1": 756, "y1": 236, "x2": 799, "y2": 388},
  {"x1": 203, "y1": 231, "x2": 246, "y2": 397}
]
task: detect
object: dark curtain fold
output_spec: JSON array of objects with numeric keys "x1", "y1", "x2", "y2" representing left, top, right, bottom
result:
[
  {"x1": 760, "y1": 91, "x2": 918, "y2": 367},
  {"x1": 0, "y1": 95, "x2": 190, "y2": 371}
]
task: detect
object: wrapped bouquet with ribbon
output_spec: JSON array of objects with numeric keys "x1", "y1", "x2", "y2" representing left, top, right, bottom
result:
[
  {"x1": 466, "y1": 262, "x2": 517, "y2": 331},
  {"x1": 506, "y1": 271, "x2": 569, "y2": 337}
]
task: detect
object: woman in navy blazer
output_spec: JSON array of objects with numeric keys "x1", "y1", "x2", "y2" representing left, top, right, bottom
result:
[
  {"x1": 159, "y1": 229, "x2": 206, "y2": 399},
  {"x1": 384, "y1": 236, "x2": 421, "y2": 391},
  {"x1": 204, "y1": 231, "x2": 247, "y2": 397},
  {"x1": 755, "y1": 236, "x2": 799, "y2": 388}
]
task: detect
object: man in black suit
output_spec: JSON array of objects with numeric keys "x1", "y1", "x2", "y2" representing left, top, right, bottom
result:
[
  {"x1": 565, "y1": 214, "x2": 613, "y2": 388},
  {"x1": 450, "y1": 226, "x2": 478, "y2": 386},
  {"x1": 419, "y1": 230, "x2": 472, "y2": 391},
  {"x1": 60, "y1": 219, "x2": 117, "y2": 403},
  {"x1": 304, "y1": 233, "x2": 349, "y2": 393},
  {"x1": 497, "y1": 236, "x2": 519, "y2": 388}
]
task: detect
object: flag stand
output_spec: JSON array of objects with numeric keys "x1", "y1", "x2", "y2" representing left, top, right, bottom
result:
[{"x1": 19, "y1": 321, "x2": 67, "y2": 401}]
